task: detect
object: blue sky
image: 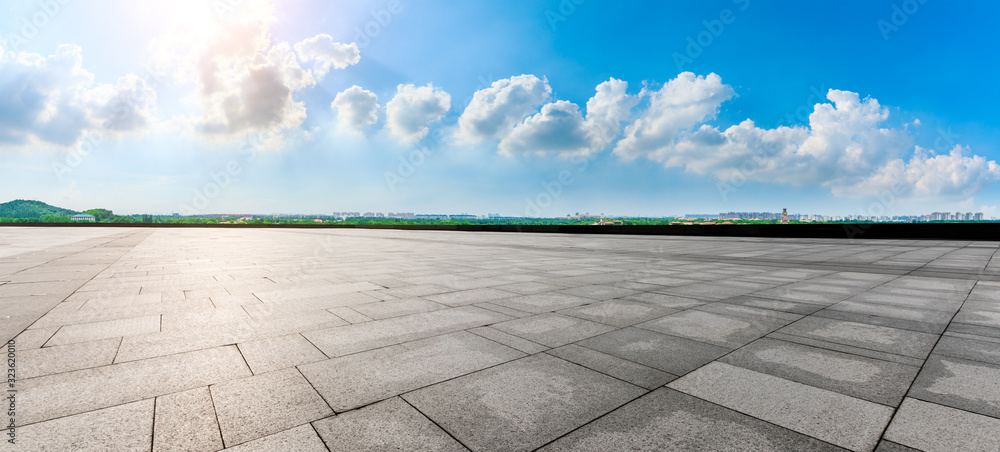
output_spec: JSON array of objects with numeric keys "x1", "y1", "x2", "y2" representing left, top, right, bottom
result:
[{"x1": 2, "y1": 0, "x2": 998, "y2": 217}]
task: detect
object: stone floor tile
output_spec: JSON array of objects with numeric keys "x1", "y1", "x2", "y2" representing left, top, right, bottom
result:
[
  {"x1": 638, "y1": 310, "x2": 787, "y2": 349},
  {"x1": 20, "y1": 337, "x2": 120, "y2": 379},
  {"x1": 540, "y1": 388, "x2": 843, "y2": 452},
  {"x1": 302, "y1": 305, "x2": 511, "y2": 357},
  {"x1": 403, "y1": 353, "x2": 645, "y2": 452},
  {"x1": 908, "y1": 354, "x2": 1000, "y2": 418},
  {"x1": 933, "y1": 333, "x2": 1000, "y2": 365},
  {"x1": 300, "y1": 331, "x2": 524, "y2": 412},
  {"x1": 154, "y1": 387, "x2": 223, "y2": 452},
  {"x1": 668, "y1": 362, "x2": 893, "y2": 451},
  {"x1": 212, "y1": 367, "x2": 333, "y2": 447},
  {"x1": 222, "y1": 424, "x2": 328, "y2": 452},
  {"x1": 490, "y1": 313, "x2": 616, "y2": 348},
  {"x1": 46, "y1": 315, "x2": 160, "y2": 346},
  {"x1": 423, "y1": 287, "x2": 518, "y2": 306},
  {"x1": 620, "y1": 292, "x2": 707, "y2": 309},
  {"x1": 719, "y1": 295, "x2": 825, "y2": 315},
  {"x1": 326, "y1": 306, "x2": 372, "y2": 324},
  {"x1": 18, "y1": 399, "x2": 154, "y2": 451},
  {"x1": 720, "y1": 337, "x2": 919, "y2": 406},
  {"x1": 19, "y1": 345, "x2": 250, "y2": 425},
  {"x1": 468, "y1": 326, "x2": 549, "y2": 354},
  {"x1": 883, "y1": 398, "x2": 1000, "y2": 452},
  {"x1": 312, "y1": 397, "x2": 467, "y2": 451},
  {"x1": 352, "y1": 298, "x2": 448, "y2": 319},
  {"x1": 575, "y1": 326, "x2": 729, "y2": 376},
  {"x1": 237, "y1": 333, "x2": 328, "y2": 374},
  {"x1": 558, "y1": 299, "x2": 675, "y2": 327},
  {"x1": 776, "y1": 316, "x2": 939, "y2": 359},
  {"x1": 490, "y1": 292, "x2": 595, "y2": 314},
  {"x1": 546, "y1": 344, "x2": 676, "y2": 389}
]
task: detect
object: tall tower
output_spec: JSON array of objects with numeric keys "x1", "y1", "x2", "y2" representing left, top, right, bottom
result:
[{"x1": 781, "y1": 208, "x2": 788, "y2": 224}]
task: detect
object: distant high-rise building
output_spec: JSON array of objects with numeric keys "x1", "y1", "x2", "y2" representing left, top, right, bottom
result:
[{"x1": 781, "y1": 208, "x2": 788, "y2": 224}]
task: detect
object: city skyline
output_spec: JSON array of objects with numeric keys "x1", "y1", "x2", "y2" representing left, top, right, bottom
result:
[{"x1": 2, "y1": 1, "x2": 999, "y2": 216}]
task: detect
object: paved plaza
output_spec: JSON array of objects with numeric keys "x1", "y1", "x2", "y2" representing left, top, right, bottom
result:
[{"x1": 3, "y1": 227, "x2": 1000, "y2": 451}]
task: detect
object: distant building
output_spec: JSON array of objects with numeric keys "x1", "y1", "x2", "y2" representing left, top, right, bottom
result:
[{"x1": 71, "y1": 214, "x2": 95, "y2": 222}]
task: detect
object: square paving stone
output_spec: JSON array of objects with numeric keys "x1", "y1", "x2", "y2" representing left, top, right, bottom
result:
[
  {"x1": 953, "y1": 309, "x2": 1000, "y2": 328},
  {"x1": 19, "y1": 345, "x2": 251, "y2": 425},
  {"x1": 621, "y1": 292, "x2": 707, "y2": 309},
  {"x1": 403, "y1": 353, "x2": 645, "y2": 452},
  {"x1": 576, "y1": 327, "x2": 729, "y2": 375},
  {"x1": 720, "y1": 295, "x2": 825, "y2": 315},
  {"x1": 490, "y1": 313, "x2": 616, "y2": 348},
  {"x1": 557, "y1": 284, "x2": 639, "y2": 301},
  {"x1": 776, "y1": 316, "x2": 939, "y2": 359},
  {"x1": 720, "y1": 337, "x2": 920, "y2": 406},
  {"x1": 540, "y1": 388, "x2": 843, "y2": 452},
  {"x1": 883, "y1": 398, "x2": 1000, "y2": 452},
  {"x1": 637, "y1": 310, "x2": 787, "y2": 349},
  {"x1": 351, "y1": 298, "x2": 448, "y2": 319},
  {"x1": 18, "y1": 399, "x2": 153, "y2": 451},
  {"x1": 237, "y1": 333, "x2": 328, "y2": 375},
  {"x1": 933, "y1": 334, "x2": 1000, "y2": 365},
  {"x1": 312, "y1": 397, "x2": 467, "y2": 451},
  {"x1": 490, "y1": 292, "x2": 595, "y2": 314},
  {"x1": 908, "y1": 354, "x2": 1000, "y2": 418},
  {"x1": 559, "y1": 299, "x2": 675, "y2": 327},
  {"x1": 302, "y1": 305, "x2": 511, "y2": 357},
  {"x1": 546, "y1": 344, "x2": 676, "y2": 389},
  {"x1": 211, "y1": 367, "x2": 333, "y2": 447},
  {"x1": 668, "y1": 362, "x2": 894, "y2": 451},
  {"x1": 299, "y1": 331, "x2": 524, "y2": 411},
  {"x1": 154, "y1": 387, "x2": 223, "y2": 452},
  {"x1": 19, "y1": 337, "x2": 120, "y2": 379},
  {"x1": 222, "y1": 424, "x2": 328, "y2": 452},
  {"x1": 46, "y1": 315, "x2": 161, "y2": 346},
  {"x1": 423, "y1": 287, "x2": 518, "y2": 306}
]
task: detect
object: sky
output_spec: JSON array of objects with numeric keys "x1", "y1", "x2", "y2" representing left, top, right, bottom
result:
[{"x1": 1, "y1": 0, "x2": 999, "y2": 217}]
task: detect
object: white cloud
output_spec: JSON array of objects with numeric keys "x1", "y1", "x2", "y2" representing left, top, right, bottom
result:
[
  {"x1": 455, "y1": 74, "x2": 551, "y2": 144},
  {"x1": 498, "y1": 78, "x2": 638, "y2": 157},
  {"x1": 836, "y1": 145, "x2": 1000, "y2": 198},
  {"x1": 294, "y1": 34, "x2": 360, "y2": 79},
  {"x1": 385, "y1": 83, "x2": 451, "y2": 142},
  {"x1": 0, "y1": 44, "x2": 156, "y2": 147},
  {"x1": 331, "y1": 85, "x2": 379, "y2": 133},
  {"x1": 639, "y1": 86, "x2": 999, "y2": 199},
  {"x1": 585, "y1": 78, "x2": 639, "y2": 149},
  {"x1": 148, "y1": 14, "x2": 358, "y2": 146},
  {"x1": 499, "y1": 101, "x2": 591, "y2": 157},
  {"x1": 613, "y1": 72, "x2": 734, "y2": 160}
]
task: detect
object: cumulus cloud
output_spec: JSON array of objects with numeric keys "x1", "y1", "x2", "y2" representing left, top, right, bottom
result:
[
  {"x1": 294, "y1": 34, "x2": 360, "y2": 78},
  {"x1": 634, "y1": 85, "x2": 999, "y2": 199},
  {"x1": 331, "y1": 85, "x2": 379, "y2": 133},
  {"x1": 385, "y1": 83, "x2": 451, "y2": 142},
  {"x1": 0, "y1": 44, "x2": 156, "y2": 147},
  {"x1": 455, "y1": 74, "x2": 551, "y2": 144},
  {"x1": 498, "y1": 78, "x2": 638, "y2": 157},
  {"x1": 149, "y1": 14, "x2": 358, "y2": 145},
  {"x1": 613, "y1": 72, "x2": 734, "y2": 160},
  {"x1": 836, "y1": 146, "x2": 1000, "y2": 198}
]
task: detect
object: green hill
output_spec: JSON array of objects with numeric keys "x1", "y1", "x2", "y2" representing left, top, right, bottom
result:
[{"x1": 0, "y1": 200, "x2": 78, "y2": 219}]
